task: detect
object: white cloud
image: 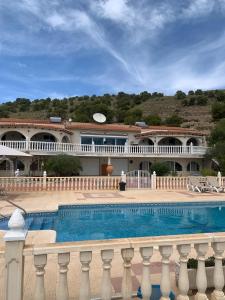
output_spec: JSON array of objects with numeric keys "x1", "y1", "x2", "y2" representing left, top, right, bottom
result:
[{"x1": 182, "y1": 0, "x2": 215, "y2": 18}]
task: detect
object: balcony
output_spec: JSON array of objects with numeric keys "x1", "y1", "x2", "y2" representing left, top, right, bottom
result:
[{"x1": 0, "y1": 140, "x2": 208, "y2": 157}]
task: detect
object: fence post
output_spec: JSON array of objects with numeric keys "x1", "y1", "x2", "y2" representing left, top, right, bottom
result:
[
  {"x1": 151, "y1": 171, "x2": 157, "y2": 190},
  {"x1": 43, "y1": 171, "x2": 47, "y2": 190},
  {"x1": 4, "y1": 209, "x2": 27, "y2": 300},
  {"x1": 218, "y1": 171, "x2": 222, "y2": 187}
]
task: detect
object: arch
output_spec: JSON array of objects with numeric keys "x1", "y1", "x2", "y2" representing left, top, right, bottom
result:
[
  {"x1": 186, "y1": 138, "x2": 199, "y2": 146},
  {"x1": 0, "y1": 157, "x2": 13, "y2": 172},
  {"x1": 158, "y1": 137, "x2": 182, "y2": 146},
  {"x1": 187, "y1": 161, "x2": 200, "y2": 172},
  {"x1": 139, "y1": 161, "x2": 152, "y2": 171},
  {"x1": 15, "y1": 160, "x2": 25, "y2": 171},
  {"x1": 62, "y1": 135, "x2": 70, "y2": 143},
  {"x1": 30, "y1": 132, "x2": 57, "y2": 142},
  {"x1": 138, "y1": 138, "x2": 154, "y2": 146},
  {"x1": 165, "y1": 161, "x2": 182, "y2": 172},
  {"x1": 1, "y1": 131, "x2": 26, "y2": 141}
]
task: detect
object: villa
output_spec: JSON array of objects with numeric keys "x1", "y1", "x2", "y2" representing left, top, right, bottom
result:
[{"x1": 0, "y1": 117, "x2": 209, "y2": 176}]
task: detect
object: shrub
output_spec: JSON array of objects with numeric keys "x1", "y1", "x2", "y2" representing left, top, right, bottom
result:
[
  {"x1": 164, "y1": 114, "x2": 183, "y2": 127},
  {"x1": 175, "y1": 90, "x2": 186, "y2": 99},
  {"x1": 200, "y1": 168, "x2": 217, "y2": 176},
  {"x1": 187, "y1": 257, "x2": 225, "y2": 269},
  {"x1": 144, "y1": 114, "x2": 162, "y2": 125},
  {"x1": 150, "y1": 162, "x2": 170, "y2": 176},
  {"x1": 46, "y1": 154, "x2": 82, "y2": 176}
]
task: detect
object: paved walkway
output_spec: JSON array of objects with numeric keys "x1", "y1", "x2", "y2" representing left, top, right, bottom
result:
[{"x1": 0, "y1": 189, "x2": 224, "y2": 299}]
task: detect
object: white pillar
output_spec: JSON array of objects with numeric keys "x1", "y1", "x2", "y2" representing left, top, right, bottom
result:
[
  {"x1": 211, "y1": 242, "x2": 225, "y2": 300},
  {"x1": 159, "y1": 245, "x2": 173, "y2": 300},
  {"x1": 140, "y1": 247, "x2": 153, "y2": 300},
  {"x1": 151, "y1": 171, "x2": 157, "y2": 190},
  {"x1": 79, "y1": 251, "x2": 92, "y2": 300},
  {"x1": 177, "y1": 244, "x2": 191, "y2": 300},
  {"x1": 34, "y1": 254, "x2": 47, "y2": 300},
  {"x1": 4, "y1": 209, "x2": 27, "y2": 300},
  {"x1": 194, "y1": 243, "x2": 209, "y2": 300},
  {"x1": 56, "y1": 253, "x2": 70, "y2": 300},
  {"x1": 121, "y1": 248, "x2": 134, "y2": 300},
  {"x1": 217, "y1": 172, "x2": 222, "y2": 187},
  {"x1": 43, "y1": 171, "x2": 47, "y2": 190},
  {"x1": 101, "y1": 249, "x2": 114, "y2": 300}
]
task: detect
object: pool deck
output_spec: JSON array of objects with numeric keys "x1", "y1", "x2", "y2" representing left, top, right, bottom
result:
[{"x1": 0, "y1": 189, "x2": 224, "y2": 299}]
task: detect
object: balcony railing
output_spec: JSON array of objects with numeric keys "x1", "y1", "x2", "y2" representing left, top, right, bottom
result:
[
  {"x1": 3, "y1": 209, "x2": 225, "y2": 300},
  {"x1": 0, "y1": 140, "x2": 208, "y2": 156}
]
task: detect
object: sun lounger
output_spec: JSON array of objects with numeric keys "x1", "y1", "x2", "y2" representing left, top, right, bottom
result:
[
  {"x1": 206, "y1": 176, "x2": 224, "y2": 193},
  {"x1": 188, "y1": 176, "x2": 211, "y2": 193}
]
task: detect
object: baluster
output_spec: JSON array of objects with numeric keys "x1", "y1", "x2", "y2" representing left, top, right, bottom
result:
[
  {"x1": 56, "y1": 253, "x2": 70, "y2": 300},
  {"x1": 211, "y1": 242, "x2": 225, "y2": 300},
  {"x1": 34, "y1": 254, "x2": 47, "y2": 300},
  {"x1": 194, "y1": 243, "x2": 209, "y2": 300},
  {"x1": 121, "y1": 248, "x2": 134, "y2": 300},
  {"x1": 101, "y1": 249, "x2": 114, "y2": 300},
  {"x1": 140, "y1": 247, "x2": 153, "y2": 300},
  {"x1": 79, "y1": 251, "x2": 92, "y2": 300},
  {"x1": 159, "y1": 245, "x2": 173, "y2": 300},
  {"x1": 177, "y1": 244, "x2": 191, "y2": 300}
]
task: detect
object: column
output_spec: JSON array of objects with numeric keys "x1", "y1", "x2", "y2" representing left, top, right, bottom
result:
[
  {"x1": 121, "y1": 248, "x2": 134, "y2": 300},
  {"x1": 177, "y1": 244, "x2": 191, "y2": 300},
  {"x1": 211, "y1": 242, "x2": 225, "y2": 300},
  {"x1": 159, "y1": 245, "x2": 173, "y2": 300},
  {"x1": 101, "y1": 249, "x2": 114, "y2": 300},
  {"x1": 140, "y1": 247, "x2": 153, "y2": 300}
]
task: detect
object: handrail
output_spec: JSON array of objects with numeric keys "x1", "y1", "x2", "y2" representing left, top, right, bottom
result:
[{"x1": 5, "y1": 199, "x2": 27, "y2": 214}]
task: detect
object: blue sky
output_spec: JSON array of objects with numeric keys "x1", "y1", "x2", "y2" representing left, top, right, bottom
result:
[{"x1": 1, "y1": 0, "x2": 225, "y2": 101}]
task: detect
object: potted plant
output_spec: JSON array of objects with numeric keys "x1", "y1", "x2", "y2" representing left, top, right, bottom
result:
[{"x1": 175, "y1": 257, "x2": 225, "y2": 290}]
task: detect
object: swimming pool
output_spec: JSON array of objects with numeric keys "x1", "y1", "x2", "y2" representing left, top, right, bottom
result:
[{"x1": 1, "y1": 202, "x2": 225, "y2": 242}]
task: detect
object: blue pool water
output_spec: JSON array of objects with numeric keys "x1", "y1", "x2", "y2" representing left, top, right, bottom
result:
[{"x1": 1, "y1": 202, "x2": 225, "y2": 242}]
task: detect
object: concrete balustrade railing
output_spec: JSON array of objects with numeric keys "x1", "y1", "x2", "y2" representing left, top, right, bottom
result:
[
  {"x1": 3, "y1": 209, "x2": 225, "y2": 300},
  {"x1": 0, "y1": 140, "x2": 208, "y2": 156}
]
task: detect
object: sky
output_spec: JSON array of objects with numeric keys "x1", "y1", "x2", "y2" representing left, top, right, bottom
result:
[{"x1": 1, "y1": 0, "x2": 225, "y2": 101}]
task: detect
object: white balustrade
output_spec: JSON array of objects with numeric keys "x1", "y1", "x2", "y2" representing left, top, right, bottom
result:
[
  {"x1": 56, "y1": 253, "x2": 70, "y2": 300},
  {"x1": 195, "y1": 243, "x2": 209, "y2": 300},
  {"x1": 34, "y1": 254, "x2": 47, "y2": 300},
  {"x1": 177, "y1": 244, "x2": 191, "y2": 300},
  {"x1": 140, "y1": 247, "x2": 153, "y2": 300},
  {"x1": 121, "y1": 248, "x2": 134, "y2": 300},
  {"x1": 0, "y1": 140, "x2": 208, "y2": 156},
  {"x1": 101, "y1": 249, "x2": 114, "y2": 300},
  {"x1": 79, "y1": 251, "x2": 92, "y2": 300},
  {"x1": 159, "y1": 245, "x2": 173, "y2": 300},
  {"x1": 211, "y1": 242, "x2": 225, "y2": 300}
]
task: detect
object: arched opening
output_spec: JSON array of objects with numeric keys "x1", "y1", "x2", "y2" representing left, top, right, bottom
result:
[
  {"x1": 187, "y1": 161, "x2": 200, "y2": 172},
  {"x1": 1, "y1": 131, "x2": 26, "y2": 141},
  {"x1": 158, "y1": 137, "x2": 182, "y2": 146},
  {"x1": 15, "y1": 160, "x2": 25, "y2": 171},
  {"x1": 30, "y1": 159, "x2": 45, "y2": 175},
  {"x1": 138, "y1": 138, "x2": 154, "y2": 146},
  {"x1": 139, "y1": 161, "x2": 152, "y2": 171},
  {"x1": 186, "y1": 138, "x2": 199, "y2": 146},
  {"x1": 165, "y1": 161, "x2": 182, "y2": 172},
  {"x1": 0, "y1": 157, "x2": 14, "y2": 175},
  {"x1": 62, "y1": 136, "x2": 70, "y2": 143},
  {"x1": 31, "y1": 132, "x2": 57, "y2": 142}
]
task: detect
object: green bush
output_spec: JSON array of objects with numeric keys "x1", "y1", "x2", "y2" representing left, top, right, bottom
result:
[
  {"x1": 187, "y1": 257, "x2": 225, "y2": 269},
  {"x1": 150, "y1": 162, "x2": 170, "y2": 176},
  {"x1": 144, "y1": 114, "x2": 162, "y2": 125},
  {"x1": 164, "y1": 114, "x2": 183, "y2": 127},
  {"x1": 200, "y1": 168, "x2": 217, "y2": 176},
  {"x1": 46, "y1": 154, "x2": 82, "y2": 176}
]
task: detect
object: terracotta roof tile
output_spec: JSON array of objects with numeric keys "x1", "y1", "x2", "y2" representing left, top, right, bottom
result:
[{"x1": 66, "y1": 122, "x2": 141, "y2": 132}]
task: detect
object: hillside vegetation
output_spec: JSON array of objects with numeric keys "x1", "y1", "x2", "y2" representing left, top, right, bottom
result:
[{"x1": 1, "y1": 89, "x2": 225, "y2": 133}]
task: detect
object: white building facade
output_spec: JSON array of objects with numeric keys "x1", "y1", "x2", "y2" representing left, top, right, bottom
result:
[{"x1": 0, "y1": 118, "x2": 209, "y2": 176}]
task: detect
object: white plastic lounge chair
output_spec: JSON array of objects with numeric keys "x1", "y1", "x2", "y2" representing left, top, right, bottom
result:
[
  {"x1": 188, "y1": 176, "x2": 211, "y2": 193},
  {"x1": 206, "y1": 176, "x2": 224, "y2": 193}
]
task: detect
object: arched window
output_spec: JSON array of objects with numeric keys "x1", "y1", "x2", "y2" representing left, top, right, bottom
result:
[
  {"x1": 15, "y1": 160, "x2": 25, "y2": 171},
  {"x1": 62, "y1": 136, "x2": 70, "y2": 143},
  {"x1": 186, "y1": 138, "x2": 199, "y2": 146},
  {"x1": 158, "y1": 137, "x2": 182, "y2": 146},
  {"x1": 139, "y1": 161, "x2": 152, "y2": 171},
  {"x1": 1, "y1": 131, "x2": 26, "y2": 141},
  {"x1": 165, "y1": 161, "x2": 182, "y2": 172},
  {"x1": 31, "y1": 132, "x2": 57, "y2": 142},
  {"x1": 187, "y1": 161, "x2": 200, "y2": 172},
  {"x1": 138, "y1": 138, "x2": 154, "y2": 146}
]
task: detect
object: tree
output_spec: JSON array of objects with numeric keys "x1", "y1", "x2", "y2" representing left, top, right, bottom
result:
[
  {"x1": 188, "y1": 90, "x2": 195, "y2": 96},
  {"x1": 195, "y1": 89, "x2": 203, "y2": 95},
  {"x1": 144, "y1": 114, "x2": 161, "y2": 125},
  {"x1": 45, "y1": 154, "x2": 82, "y2": 176},
  {"x1": 212, "y1": 102, "x2": 225, "y2": 121},
  {"x1": 164, "y1": 114, "x2": 183, "y2": 127},
  {"x1": 208, "y1": 119, "x2": 225, "y2": 174},
  {"x1": 175, "y1": 90, "x2": 186, "y2": 99},
  {"x1": 124, "y1": 108, "x2": 143, "y2": 125},
  {"x1": 196, "y1": 96, "x2": 208, "y2": 106},
  {"x1": 150, "y1": 162, "x2": 170, "y2": 176}
]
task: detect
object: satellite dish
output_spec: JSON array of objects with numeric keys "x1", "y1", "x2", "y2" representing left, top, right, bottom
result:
[{"x1": 93, "y1": 113, "x2": 106, "y2": 123}]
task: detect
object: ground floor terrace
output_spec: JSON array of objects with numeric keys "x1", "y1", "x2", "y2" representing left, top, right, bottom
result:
[{"x1": 1, "y1": 190, "x2": 225, "y2": 299}]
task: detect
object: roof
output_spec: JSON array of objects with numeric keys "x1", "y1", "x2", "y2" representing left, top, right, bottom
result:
[
  {"x1": 136, "y1": 126, "x2": 205, "y2": 137},
  {"x1": 0, "y1": 118, "x2": 205, "y2": 136},
  {"x1": 66, "y1": 122, "x2": 140, "y2": 132},
  {"x1": 0, "y1": 145, "x2": 32, "y2": 157},
  {"x1": 0, "y1": 118, "x2": 72, "y2": 134}
]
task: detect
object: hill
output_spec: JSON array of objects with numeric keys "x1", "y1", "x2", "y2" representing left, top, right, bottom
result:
[{"x1": 0, "y1": 89, "x2": 224, "y2": 134}]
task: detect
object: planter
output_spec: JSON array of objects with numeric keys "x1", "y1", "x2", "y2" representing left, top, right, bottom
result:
[
  {"x1": 106, "y1": 164, "x2": 113, "y2": 175},
  {"x1": 175, "y1": 262, "x2": 225, "y2": 290}
]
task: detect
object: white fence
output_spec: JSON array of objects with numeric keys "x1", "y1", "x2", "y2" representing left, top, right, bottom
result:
[
  {"x1": 3, "y1": 209, "x2": 225, "y2": 300},
  {"x1": 0, "y1": 140, "x2": 208, "y2": 156}
]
